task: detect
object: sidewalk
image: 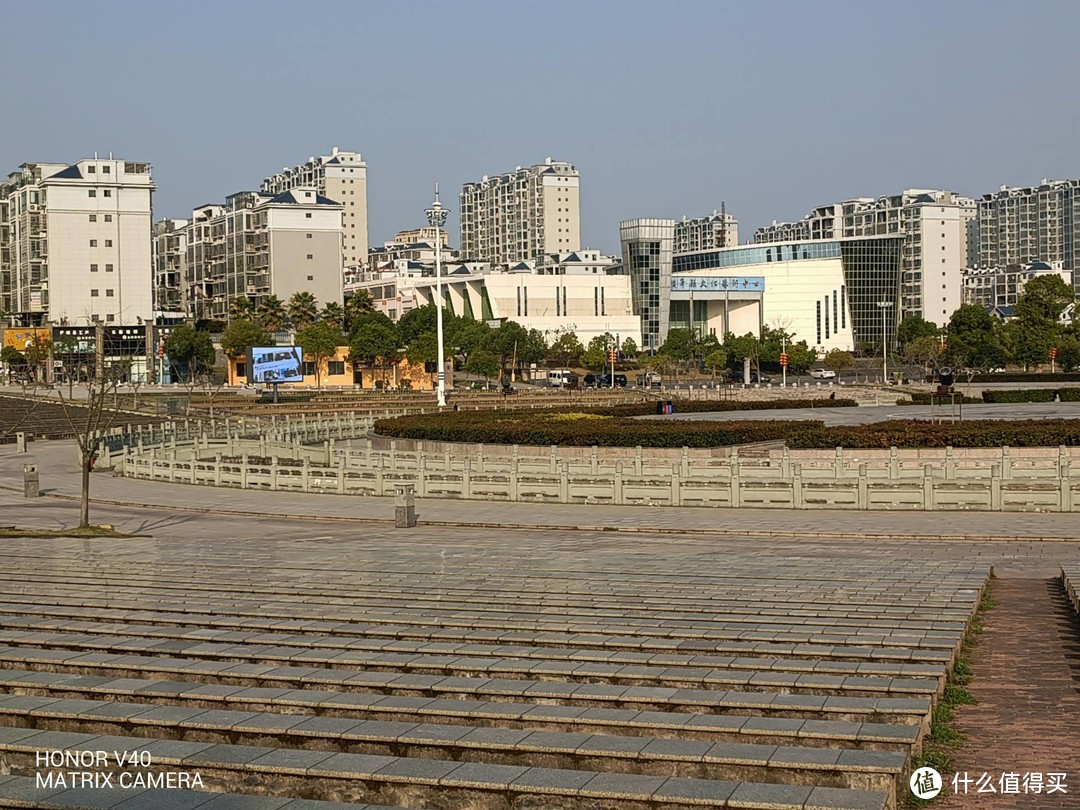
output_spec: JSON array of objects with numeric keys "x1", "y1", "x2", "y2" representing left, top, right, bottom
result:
[{"x1": 2, "y1": 440, "x2": 1080, "y2": 541}]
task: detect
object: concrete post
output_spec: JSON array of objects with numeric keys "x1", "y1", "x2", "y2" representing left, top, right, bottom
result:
[
  {"x1": 729, "y1": 457, "x2": 741, "y2": 508},
  {"x1": 462, "y1": 457, "x2": 472, "y2": 498},
  {"x1": 889, "y1": 447, "x2": 899, "y2": 479},
  {"x1": 857, "y1": 463, "x2": 868, "y2": 509},
  {"x1": 22, "y1": 465, "x2": 39, "y2": 498},
  {"x1": 834, "y1": 447, "x2": 844, "y2": 478},
  {"x1": 1059, "y1": 446, "x2": 1071, "y2": 512},
  {"x1": 509, "y1": 456, "x2": 519, "y2": 501},
  {"x1": 635, "y1": 446, "x2": 643, "y2": 476},
  {"x1": 214, "y1": 454, "x2": 222, "y2": 486},
  {"x1": 418, "y1": 455, "x2": 426, "y2": 497},
  {"x1": 444, "y1": 450, "x2": 452, "y2": 472},
  {"x1": 923, "y1": 464, "x2": 934, "y2": 510},
  {"x1": 792, "y1": 462, "x2": 803, "y2": 508},
  {"x1": 559, "y1": 460, "x2": 569, "y2": 503},
  {"x1": 394, "y1": 483, "x2": 417, "y2": 528},
  {"x1": 945, "y1": 447, "x2": 955, "y2": 480},
  {"x1": 591, "y1": 446, "x2": 598, "y2": 476},
  {"x1": 476, "y1": 445, "x2": 485, "y2": 474},
  {"x1": 991, "y1": 463, "x2": 1002, "y2": 511},
  {"x1": 15, "y1": 432, "x2": 26, "y2": 453},
  {"x1": 270, "y1": 457, "x2": 278, "y2": 491},
  {"x1": 614, "y1": 461, "x2": 624, "y2": 504},
  {"x1": 670, "y1": 464, "x2": 681, "y2": 506},
  {"x1": 1001, "y1": 446, "x2": 1012, "y2": 479},
  {"x1": 549, "y1": 445, "x2": 558, "y2": 475},
  {"x1": 375, "y1": 455, "x2": 384, "y2": 496},
  {"x1": 781, "y1": 447, "x2": 790, "y2": 478},
  {"x1": 681, "y1": 447, "x2": 690, "y2": 479}
]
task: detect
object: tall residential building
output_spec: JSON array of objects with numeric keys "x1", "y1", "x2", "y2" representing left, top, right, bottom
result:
[
  {"x1": 459, "y1": 158, "x2": 580, "y2": 265},
  {"x1": 261, "y1": 147, "x2": 368, "y2": 270},
  {"x1": 755, "y1": 190, "x2": 975, "y2": 327},
  {"x1": 963, "y1": 261, "x2": 1073, "y2": 315},
  {"x1": 673, "y1": 209, "x2": 738, "y2": 254},
  {"x1": 185, "y1": 188, "x2": 343, "y2": 322},
  {"x1": 977, "y1": 179, "x2": 1080, "y2": 295},
  {"x1": 1, "y1": 158, "x2": 154, "y2": 326},
  {"x1": 152, "y1": 218, "x2": 188, "y2": 319}
]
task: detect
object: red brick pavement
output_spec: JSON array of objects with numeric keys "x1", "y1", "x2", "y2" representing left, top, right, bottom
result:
[{"x1": 936, "y1": 578, "x2": 1080, "y2": 809}]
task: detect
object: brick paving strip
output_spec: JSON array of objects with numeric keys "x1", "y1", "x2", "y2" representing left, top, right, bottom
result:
[{"x1": 936, "y1": 577, "x2": 1080, "y2": 810}]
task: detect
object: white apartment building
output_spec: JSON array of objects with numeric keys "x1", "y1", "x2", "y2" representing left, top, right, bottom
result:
[
  {"x1": 185, "y1": 189, "x2": 343, "y2": 322},
  {"x1": 755, "y1": 190, "x2": 976, "y2": 327},
  {"x1": 673, "y1": 209, "x2": 738, "y2": 254},
  {"x1": 978, "y1": 179, "x2": 1080, "y2": 294},
  {"x1": 262, "y1": 147, "x2": 368, "y2": 270},
  {"x1": 963, "y1": 261, "x2": 1073, "y2": 315},
  {"x1": 152, "y1": 218, "x2": 187, "y2": 320},
  {"x1": 1, "y1": 158, "x2": 154, "y2": 326},
  {"x1": 460, "y1": 158, "x2": 580, "y2": 265}
]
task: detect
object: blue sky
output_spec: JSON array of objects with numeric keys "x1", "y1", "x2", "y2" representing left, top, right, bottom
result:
[{"x1": 3, "y1": 0, "x2": 1078, "y2": 252}]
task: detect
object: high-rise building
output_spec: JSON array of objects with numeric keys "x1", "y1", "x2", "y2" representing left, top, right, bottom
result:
[
  {"x1": 673, "y1": 209, "x2": 738, "y2": 254},
  {"x1": 262, "y1": 147, "x2": 368, "y2": 270},
  {"x1": 619, "y1": 219, "x2": 675, "y2": 353},
  {"x1": 152, "y1": 218, "x2": 188, "y2": 320},
  {"x1": 977, "y1": 179, "x2": 1080, "y2": 295},
  {"x1": 185, "y1": 189, "x2": 343, "y2": 322},
  {"x1": 1, "y1": 158, "x2": 154, "y2": 326},
  {"x1": 963, "y1": 261, "x2": 1073, "y2": 315},
  {"x1": 460, "y1": 158, "x2": 580, "y2": 265},
  {"x1": 756, "y1": 190, "x2": 975, "y2": 326}
]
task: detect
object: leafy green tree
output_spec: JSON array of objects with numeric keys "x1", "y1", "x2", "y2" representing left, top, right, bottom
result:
[
  {"x1": 296, "y1": 321, "x2": 343, "y2": 388},
  {"x1": 946, "y1": 304, "x2": 1007, "y2": 370},
  {"x1": 823, "y1": 348, "x2": 855, "y2": 374},
  {"x1": 287, "y1": 291, "x2": 319, "y2": 330},
  {"x1": 464, "y1": 349, "x2": 499, "y2": 381},
  {"x1": 164, "y1": 323, "x2": 216, "y2": 382},
  {"x1": 703, "y1": 348, "x2": 728, "y2": 379},
  {"x1": 1, "y1": 346, "x2": 25, "y2": 366},
  {"x1": 1014, "y1": 274, "x2": 1074, "y2": 324},
  {"x1": 228, "y1": 296, "x2": 255, "y2": 322},
  {"x1": 897, "y1": 314, "x2": 940, "y2": 348},
  {"x1": 580, "y1": 333, "x2": 615, "y2": 372},
  {"x1": 404, "y1": 331, "x2": 439, "y2": 367},
  {"x1": 221, "y1": 319, "x2": 272, "y2": 360},
  {"x1": 785, "y1": 341, "x2": 816, "y2": 375},
  {"x1": 902, "y1": 335, "x2": 942, "y2": 374},
  {"x1": 320, "y1": 301, "x2": 345, "y2": 329},
  {"x1": 723, "y1": 332, "x2": 762, "y2": 374},
  {"x1": 548, "y1": 331, "x2": 583, "y2": 366},
  {"x1": 1056, "y1": 335, "x2": 1080, "y2": 372},
  {"x1": 397, "y1": 305, "x2": 438, "y2": 345},
  {"x1": 256, "y1": 295, "x2": 286, "y2": 333},
  {"x1": 348, "y1": 319, "x2": 398, "y2": 386},
  {"x1": 620, "y1": 337, "x2": 639, "y2": 360},
  {"x1": 658, "y1": 328, "x2": 695, "y2": 362}
]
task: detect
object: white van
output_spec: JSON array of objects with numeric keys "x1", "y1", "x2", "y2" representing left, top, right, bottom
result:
[{"x1": 548, "y1": 369, "x2": 578, "y2": 388}]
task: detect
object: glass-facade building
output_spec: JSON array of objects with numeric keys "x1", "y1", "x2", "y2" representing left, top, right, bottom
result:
[{"x1": 619, "y1": 219, "x2": 674, "y2": 352}]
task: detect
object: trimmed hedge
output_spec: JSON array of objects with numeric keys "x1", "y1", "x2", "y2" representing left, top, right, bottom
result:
[
  {"x1": 967, "y1": 373, "x2": 1080, "y2": 383},
  {"x1": 900, "y1": 392, "x2": 982, "y2": 406},
  {"x1": 375, "y1": 409, "x2": 1080, "y2": 449},
  {"x1": 592, "y1": 397, "x2": 857, "y2": 418},
  {"x1": 981, "y1": 389, "x2": 1057, "y2": 404}
]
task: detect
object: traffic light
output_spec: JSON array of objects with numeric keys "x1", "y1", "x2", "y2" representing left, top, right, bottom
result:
[
  {"x1": 157, "y1": 343, "x2": 165, "y2": 359},
  {"x1": 779, "y1": 353, "x2": 789, "y2": 367},
  {"x1": 1050, "y1": 347, "x2": 1058, "y2": 360}
]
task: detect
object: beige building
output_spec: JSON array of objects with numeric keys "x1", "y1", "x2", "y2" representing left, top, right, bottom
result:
[
  {"x1": 756, "y1": 190, "x2": 976, "y2": 327},
  {"x1": 262, "y1": 147, "x2": 368, "y2": 270},
  {"x1": 185, "y1": 189, "x2": 343, "y2": 322},
  {"x1": 152, "y1": 218, "x2": 188, "y2": 319},
  {"x1": 1, "y1": 157, "x2": 154, "y2": 326},
  {"x1": 459, "y1": 158, "x2": 580, "y2": 265},
  {"x1": 674, "y1": 209, "x2": 738, "y2": 254}
]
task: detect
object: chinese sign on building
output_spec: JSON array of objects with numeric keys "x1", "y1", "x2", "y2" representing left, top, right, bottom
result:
[{"x1": 670, "y1": 276, "x2": 765, "y2": 292}]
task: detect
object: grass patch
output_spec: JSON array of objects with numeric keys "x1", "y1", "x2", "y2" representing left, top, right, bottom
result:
[
  {"x1": 0, "y1": 526, "x2": 140, "y2": 539},
  {"x1": 903, "y1": 574, "x2": 996, "y2": 808}
]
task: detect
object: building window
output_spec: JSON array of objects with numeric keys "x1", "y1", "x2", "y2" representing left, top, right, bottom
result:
[
  {"x1": 102, "y1": 165, "x2": 110, "y2": 174},
  {"x1": 87, "y1": 165, "x2": 96, "y2": 174},
  {"x1": 90, "y1": 240, "x2": 98, "y2": 247},
  {"x1": 327, "y1": 361, "x2": 345, "y2": 376},
  {"x1": 89, "y1": 190, "x2": 97, "y2": 198},
  {"x1": 307, "y1": 254, "x2": 313, "y2": 260},
  {"x1": 89, "y1": 214, "x2": 97, "y2": 222},
  {"x1": 106, "y1": 264, "x2": 114, "y2": 272},
  {"x1": 816, "y1": 301, "x2": 821, "y2": 344},
  {"x1": 105, "y1": 240, "x2": 113, "y2": 247},
  {"x1": 305, "y1": 213, "x2": 312, "y2": 218},
  {"x1": 306, "y1": 233, "x2": 312, "y2": 238},
  {"x1": 106, "y1": 314, "x2": 114, "y2": 322},
  {"x1": 307, "y1": 275, "x2": 314, "y2": 281},
  {"x1": 302, "y1": 361, "x2": 316, "y2": 375},
  {"x1": 91, "y1": 289, "x2": 99, "y2": 297},
  {"x1": 103, "y1": 190, "x2": 112, "y2": 197},
  {"x1": 104, "y1": 214, "x2": 112, "y2": 222},
  {"x1": 90, "y1": 264, "x2": 98, "y2": 272},
  {"x1": 236, "y1": 362, "x2": 246, "y2": 379},
  {"x1": 106, "y1": 289, "x2": 114, "y2": 297}
]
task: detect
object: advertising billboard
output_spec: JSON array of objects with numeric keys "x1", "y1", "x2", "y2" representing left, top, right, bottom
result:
[
  {"x1": 2, "y1": 327, "x2": 50, "y2": 352},
  {"x1": 247, "y1": 346, "x2": 303, "y2": 384}
]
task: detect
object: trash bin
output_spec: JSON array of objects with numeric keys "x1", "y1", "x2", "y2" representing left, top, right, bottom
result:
[
  {"x1": 23, "y1": 465, "x2": 39, "y2": 498},
  {"x1": 656, "y1": 400, "x2": 666, "y2": 415},
  {"x1": 394, "y1": 483, "x2": 417, "y2": 528},
  {"x1": 15, "y1": 432, "x2": 26, "y2": 453}
]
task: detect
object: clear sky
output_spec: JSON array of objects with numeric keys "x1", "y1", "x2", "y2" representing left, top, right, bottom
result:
[{"x1": 3, "y1": 0, "x2": 1078, "y2": 252}]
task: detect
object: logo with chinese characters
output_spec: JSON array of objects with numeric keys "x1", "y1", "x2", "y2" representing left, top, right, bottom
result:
[{"x1": 910, "y1": 767, "x2": 942, "y2": 799}]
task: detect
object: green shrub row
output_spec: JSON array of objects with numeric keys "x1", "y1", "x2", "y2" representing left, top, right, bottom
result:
[
  {"x1": 593, "y1": 397, "x2": 857, "y2": 418},
  {"x1": 375, "y1": 409, "x2": 1080, "y2": 449},
  {"x1": 968, "y1": 373, "x2": 1080, "y2": 383},
  {"x1": 981, "y1": 388, "x2": 1080, "y2": 403},
  {"x1": 899, "y1": 392, "x2": 982, "y2": 405}
]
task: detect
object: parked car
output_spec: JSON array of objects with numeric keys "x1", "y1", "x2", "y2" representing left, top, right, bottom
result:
[
  {"x1": 636, "y1": 371, "x2": 662, "y2": 389},
  {"x1": 740, "y1": 371, "x2": 771, "y2": 384},
  {"x1": 597, "y1": 373, "x2": 629, "y2": 388},
  {"x1": 582, "y1": 373, "x2": 598, "y2": 388},
  {"x1": 810, "y1": 368, "x2": 837, "y2": 380},
  {"x1": 547, "y1": 369, "x2": 579, "y2": 388}
]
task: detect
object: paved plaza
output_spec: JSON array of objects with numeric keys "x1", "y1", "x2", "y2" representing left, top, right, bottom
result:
[{"x1": 1, "y1": 440, "x2": 1079, "y2": 808}]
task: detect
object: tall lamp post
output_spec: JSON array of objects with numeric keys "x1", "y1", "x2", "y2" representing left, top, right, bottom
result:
[
  {"x1": 877, "y1": 301, "x2": 894, "y2": 383},
  {"x1": 425, "y1": 185, "x2": 450, "y2": 407}
]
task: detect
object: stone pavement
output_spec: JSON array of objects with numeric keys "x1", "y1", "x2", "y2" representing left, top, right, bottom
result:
[
  {"x1": 651, "y1": 402, "x2": 1080, "y2": 426},
  {"x1": 5, "y1": 441, "x2": 1080, "y2": 543}
]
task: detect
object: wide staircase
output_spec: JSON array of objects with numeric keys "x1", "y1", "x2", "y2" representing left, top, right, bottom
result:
[{"x1": 0, "y1": 536, "x2": 989, "y2": 810}]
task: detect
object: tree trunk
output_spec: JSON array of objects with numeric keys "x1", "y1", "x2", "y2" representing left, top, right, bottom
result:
[{"x1": 79, "y1": 452, "x2": 91, "y2": 528}]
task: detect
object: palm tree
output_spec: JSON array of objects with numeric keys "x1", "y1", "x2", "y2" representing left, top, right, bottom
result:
[
  {"x1": 344, "y1": 290, "x2": 375, "y2": 330},
  {"x1": 288, "y1": 291, "x2": 319, "y2": 330},
  {"x1": 320, "y1": 301, "x2": 345, "y2": 329},
  {"x1": 256, "y1": 295, "x2": 286, "y2": 333},
  {"x1": 229, "y1": 296, "x2": 255, "y2": 322}
]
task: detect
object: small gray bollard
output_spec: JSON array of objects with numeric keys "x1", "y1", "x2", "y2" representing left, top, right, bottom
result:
[
  {"x1": 15, "y1": 432, "x2": 26, "y2": 453},
  {"x1": 394, "y1": 483, "x2": 417, "y2": 528},
  {"x1": 23, "y1": 465, "x2": 39, "y2": 498}
]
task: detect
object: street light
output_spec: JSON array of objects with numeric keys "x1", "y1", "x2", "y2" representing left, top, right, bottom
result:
[
  {"x1": 877, "y1": 301, "x2": 894, "y2": 383},
  {"x1": 425, "y1": 184, "x2": 450, "y2": 407}
]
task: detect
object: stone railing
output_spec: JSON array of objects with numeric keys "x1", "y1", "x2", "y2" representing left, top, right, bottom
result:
[{"x1": 111, "y1": 415, "x2": 1080, "y2": 512}]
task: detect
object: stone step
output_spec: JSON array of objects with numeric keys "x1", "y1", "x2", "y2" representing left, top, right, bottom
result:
[
  {"x1": 0, "y1": 616, "x2": 949, "y2": 679},
  {"x1": 0, "y1": 693, "x2": 908, "y2": 796},
  {"x1": 0, "y1": 775, "x2": 402, "y2": 809},
  {"x1": 0, "y1": 669, "x2": 921, "y2": 751},
  {"x1": 0, "y1": 631, "x2": 941, "y2": 698},
  {"x1": 0, "y1": 603, "x2": 961, "y2": 663},
  {"x1": 0, "y1": 727, "x2": 892, "y2": 810},
  {"x1": 0, "y1": 648, "x2": 932, "y2": 725},
  {"x1": 1063, "y1": 566, "x2": 1080, "y2": 620}
]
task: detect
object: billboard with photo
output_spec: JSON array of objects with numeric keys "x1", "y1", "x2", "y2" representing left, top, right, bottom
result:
[{"x1": 247, "y1": 346, "x2": 303, "y2": 384}]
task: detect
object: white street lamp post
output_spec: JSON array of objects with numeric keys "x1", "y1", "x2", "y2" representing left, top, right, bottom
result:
[
  {"x1": 877, "y1": 301, "x2": 894, "y2": 384},
  {"x1": 426, "y1": 185, "x2": 450, "y2": 407}
]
